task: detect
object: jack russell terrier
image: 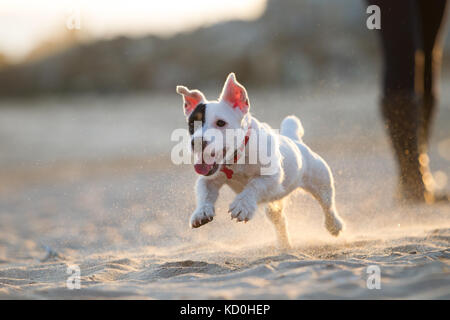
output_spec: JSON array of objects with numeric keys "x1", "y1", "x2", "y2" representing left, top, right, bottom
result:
[{"x1": 176, "y1": 73, "x2": 344, "y2": 248}]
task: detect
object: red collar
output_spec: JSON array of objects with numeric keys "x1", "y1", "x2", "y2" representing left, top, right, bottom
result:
[{"x1": 220, "y1": 125, "x2": 251, "y2": 179}]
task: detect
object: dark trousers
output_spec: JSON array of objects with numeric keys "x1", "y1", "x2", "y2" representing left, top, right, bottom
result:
[{"x1": 368, "y1": 0, "x2": 448, "y2": 201}]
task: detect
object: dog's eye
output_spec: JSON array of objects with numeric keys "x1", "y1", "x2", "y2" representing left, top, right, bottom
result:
[{"x1": 216, "y1": 119, "x2": 227, "y2": 127}]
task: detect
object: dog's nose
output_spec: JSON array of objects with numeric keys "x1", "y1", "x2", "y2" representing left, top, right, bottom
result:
[{"x1": 191, "y1": 138, "x2": 208, "y2": 151}]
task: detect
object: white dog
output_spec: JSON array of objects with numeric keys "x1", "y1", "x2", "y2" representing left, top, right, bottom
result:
[{"x1": 176, "y1": 73, "x2": 344, "y2": 248}]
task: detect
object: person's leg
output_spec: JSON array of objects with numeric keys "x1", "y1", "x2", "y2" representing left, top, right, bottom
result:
[
  {"x1": 417, "y1": 0, "x2": 448, "y2": 152},
  {"x1": 368, "y1": 0, "x2": 428, "y2": 202},
  {"x1": 374, "y1": 1, "x2": 418, "y2": 98}
]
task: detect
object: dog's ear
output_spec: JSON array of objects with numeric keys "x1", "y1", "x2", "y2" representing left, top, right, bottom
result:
[
  {"x1": 219, "y1": 73, "x2": 249, "y2": 114},
  {"x1": 176, "y1": 86, "x2": 206, "y2": 116}
]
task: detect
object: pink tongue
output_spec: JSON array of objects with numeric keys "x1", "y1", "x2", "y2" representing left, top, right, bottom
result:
[{"x1": 194, "y1": 163, "x2": 213, "y2": 175}]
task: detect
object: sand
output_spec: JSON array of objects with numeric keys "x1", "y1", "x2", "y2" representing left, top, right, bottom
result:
[{"x1": 0, "y1": 81, "x2": 449, "y2": 299}]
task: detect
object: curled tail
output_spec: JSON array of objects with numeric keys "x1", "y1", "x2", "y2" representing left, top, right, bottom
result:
[{"x1": 280, "y1": 115, "x2": 304, "y2": 141}]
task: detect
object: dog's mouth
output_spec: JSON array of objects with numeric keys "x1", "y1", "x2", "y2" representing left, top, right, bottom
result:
[
  {"x1": 193, "y1": 147, "x2": 231, "y2": 176},
  {"x1": 194, "y1": 162, "x2": 219, "y2": 176}
]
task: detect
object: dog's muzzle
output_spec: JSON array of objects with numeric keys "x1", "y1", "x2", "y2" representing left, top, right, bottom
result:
[
  {"x1": 191, "y1": 137, "x2": 220, "y2": 176},
  {"x1": 194, "y1": 162, "x2": 219, "y2": 176}
]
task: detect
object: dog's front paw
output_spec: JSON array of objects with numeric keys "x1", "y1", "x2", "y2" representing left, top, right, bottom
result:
[
  {"x1": 229, "y1": 194, "x2": 257, "y2": 222},
  {"x1": 190, "y1": 205, "x2": 215, "y2": 228}
]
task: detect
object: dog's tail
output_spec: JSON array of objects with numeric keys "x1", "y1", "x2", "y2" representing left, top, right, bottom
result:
[{"x1": 280, "y1": 115, "x2": 304, "y2": 141}]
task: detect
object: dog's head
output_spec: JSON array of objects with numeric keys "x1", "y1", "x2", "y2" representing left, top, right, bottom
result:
[{"x1": 176, "y1": 73, "x2": 250, "y2": 177}]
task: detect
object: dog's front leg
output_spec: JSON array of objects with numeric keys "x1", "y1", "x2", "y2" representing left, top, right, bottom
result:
[
  {"x1": 229, "y1": 175, "x2": 281, "y2": 222},
  {"x1": 190, "y1": 177, "x2": 224, "y2": 228}
]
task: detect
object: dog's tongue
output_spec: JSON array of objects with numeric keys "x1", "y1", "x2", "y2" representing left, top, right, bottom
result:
[{"x1": 194, "y1": 163, "x2": 213, "y2": 175}]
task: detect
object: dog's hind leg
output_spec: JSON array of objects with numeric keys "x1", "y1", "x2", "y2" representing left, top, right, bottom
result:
[
  {"x1": 303, "y1": 158, "x2": 345, "y2": 237},
  {"x1": 265, "y1": 199, "x2": 291, "y2": 249}
]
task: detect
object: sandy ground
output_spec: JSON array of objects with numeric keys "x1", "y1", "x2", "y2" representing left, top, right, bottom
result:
[{"x1": 0, "y1": 80, "x2": 449, "y2": 299}]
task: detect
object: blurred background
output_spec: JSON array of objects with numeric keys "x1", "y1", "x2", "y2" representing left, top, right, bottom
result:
[
  {"x1": 0, "y1": 0, "x2": 424, "y2": 95},
  {"x1": 0, "y1": 0, "x2": 449, "y2": 299}
]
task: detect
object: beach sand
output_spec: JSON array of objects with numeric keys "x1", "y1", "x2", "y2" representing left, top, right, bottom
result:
[{"x1": 0, "y1": 81, "x2": 449, "y2": 299}]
